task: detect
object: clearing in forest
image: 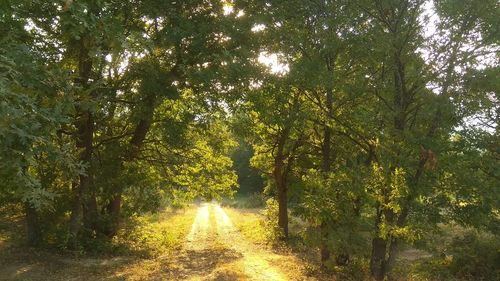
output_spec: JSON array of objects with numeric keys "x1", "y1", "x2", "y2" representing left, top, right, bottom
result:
[
  {"x1": 0, "y1": 203, "x2": 312, "y2": 281},
  {"x1": 157, "y1": 202, "x2": 308, "y2": 280}
]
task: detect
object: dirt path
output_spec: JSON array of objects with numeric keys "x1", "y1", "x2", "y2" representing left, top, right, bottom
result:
[
  {"x1": 0, "y1": 203, "x2": 313, "y2": 281},
  {"x1": 176, "y1": 202, "x2": 302, "y2": 281}
]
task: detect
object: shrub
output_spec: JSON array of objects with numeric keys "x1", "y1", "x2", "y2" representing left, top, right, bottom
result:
[
  {"x1": 240, "y1": 192, "x2": 266, "y2": 208},
  {"x1": 220, "y1": 193, "x2": 266, "y2": 209},
  {"x1": 261, "y1": 198, "x2": 285, "y2": 243},
  {"x1": 411, "y1": 230, "x2": 500, "y2": 281},
  {"x1": 448, "y1": 231, "x2": 500, "y2": 280},
  {"x1": 115, "y1": 214, "x2": 179, "y2": 257}
]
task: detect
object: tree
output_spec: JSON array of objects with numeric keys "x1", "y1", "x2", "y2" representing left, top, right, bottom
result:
[
  {"x1": 0, "y1": 2, "x2": 79, "y2": 245},
  {"x1": 1, "y1": 0, "x2": 253, "y2": 247},
  {"x1": 245, "y1": 82, "x2": 310, "y2": 239}
]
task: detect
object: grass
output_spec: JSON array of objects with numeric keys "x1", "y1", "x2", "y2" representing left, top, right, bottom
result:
[
  {"x1": 220, "y1": 193, "x2": 266, "y2": 209},
  {"x1": 224, "y1": 207, "x2": 268, "y2": 246},
  {"x1": 224, "y1": 202, "x2": 335, "y2": 280},
  {"x1": 2, "y1": 200, "x2": 496, "y2": 280},
  {"x1": 0, "y1": 204, "x2": 198, "y2": 281},
  {"x1": 114, "y1": 207, "x2": 196, "y2": 257}
]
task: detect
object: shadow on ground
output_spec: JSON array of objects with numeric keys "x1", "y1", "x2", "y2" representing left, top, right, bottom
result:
[{"x1": 162, "y1": 247, "x2": 244, "y2": 280}]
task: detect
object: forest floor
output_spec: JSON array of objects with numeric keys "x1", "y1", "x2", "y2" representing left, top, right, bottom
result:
[{"x1": 0, "y1": 202, "x2": 320, "y2": 281}]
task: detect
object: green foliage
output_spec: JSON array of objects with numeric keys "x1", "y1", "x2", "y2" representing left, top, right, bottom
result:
[
  {"x1": 221, "y1": 193, "x2": 267, "y2": 209},
  {"x1": 0, "y1": 25, "x2": 79, "y2": 211},
  {"x1": 243, "y1": 192, "x2": 267, "y2": 208},
  {"x1": 410, "y1": 231, "x2": 500, "y2": 281},
  {"x1": 231, "y1": 141, "x2": 264, "y2": 195},
  {"x1": 447, "y1": 231, "x2": 500, "y2": 280},
  {"x1": 261, "y1": 198, "x2": 285, "y2": 243},
  {"x1": 333, "y1": 259, "x2": 371, "y2": 281},
  {"x1": 0, "y1": 1, "x2": 498, "y2": 280},
  {"x1": 296, "y1": 168, "x2": 369, "y2": 261},
  {"x1": 409, "y1": 257, "x2": 456, "y2": 281},
  {"x1": 115, "y1": 214, "x2": 182, "y2": 257}
]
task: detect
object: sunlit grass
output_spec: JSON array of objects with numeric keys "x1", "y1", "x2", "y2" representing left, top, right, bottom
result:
[
  {"x1": 224, "y1": 207, "x2": 268, "y2": 245},
  {"x1": 115, "y1": 206, "x2": 197, "y2": 257}
]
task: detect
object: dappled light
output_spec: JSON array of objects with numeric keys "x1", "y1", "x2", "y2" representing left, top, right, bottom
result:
[
  {"x1": 183, "y1": 203, "x2": 289, "y2": 280},
  {"x1": 1, "y1": 0, "x2": 498, "y2": 280}
]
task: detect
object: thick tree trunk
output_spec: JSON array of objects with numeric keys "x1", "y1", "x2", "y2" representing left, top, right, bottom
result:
[
  {"x1": 82, "y1": 181, "x2": 98, "y2": 233},
  {"x1": 68, "y1": 181, "x2": 81, "y2": 247},
  {"x1": 370, "y1": 236, "x2": 400, "y2": 281},
  {"x1": 274, "y1": 153, "x2": 288, "y2": 239},
  {"x1": 25, "y1": 202, "x2": 41, "y2": 246},
  {"x1": 74, "y1": 110, "x2": 96, "y2": 233},
  {"x1": 385, "y1": 237, "x2": 399, "y2": 274},
  {"x1": 104, "y1": 194, "x2": 122, "y2": 237},
  {"x1": 105, "y1": 103, "x2": 155, "y2": 237},
  {"x1": 370, "y1": 236, "x2": 387, "y2": 281},
  {"x1": 370, "y1": 204, "x2": 388, "y2": 281},
  {"x1": 276, "y1": 178, "x2": 288, "y2": 239},
  {"x1": 68, "y1": 39, "x2": 96, "y2": 243},
  {"x1": 370, "y1": 50, "x2": 408, "y2": 280},
  {"x1": 370, "y1": 193, "x2": 405, "y2": 280}
]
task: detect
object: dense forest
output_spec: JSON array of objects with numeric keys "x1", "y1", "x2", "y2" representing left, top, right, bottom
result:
[{"x1": 0, "y1": 0, "x2": 498, "y2": 280}]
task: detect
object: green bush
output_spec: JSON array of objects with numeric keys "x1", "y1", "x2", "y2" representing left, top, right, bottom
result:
[
  {"x1": 410, "y1": 257, "x2": 455, "y2": 281},
  {"x1": 334, "y1": 258, "x2": 371, "y2": 281},
  {"x1": 261, "y1": 198, "x2": 285, "y2": 243},
  {"x1": 448, "y1": 231, "x2": 500, "y2": 280},
  {"x1": 239, "y1": 192, "x2": 266, "y2": 208},
  {"x1": 411, "y1": 230, "x2": 500, "y2": 281},
  {"x1": 114, "y1": 214, "x2": 179, "y2": 257},
  {"x1": 220, "y1": 193, "x2": 266, "y2": 209}
]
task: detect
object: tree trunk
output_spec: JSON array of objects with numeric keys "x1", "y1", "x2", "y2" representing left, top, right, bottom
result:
[
  {"x1": 103, "y1": 194, "x2": 122, "y2": 237},
  {"x1": 25, "y1": 202, "x2": 41, "y2": 246},
  {"x1": 370, "y1": 236, "x2": 387, "y2": 281},
  {"x1": 68, "y1": 38, "x2": 96, "y2": 243},
  {"x1": 68, "y1": 181, "x2": 81, "y2": 247},
  {"x1": 75, "y1": 110, "x2": 96, "y2": 234},
  {"x1": 385, "y1": 237, "x2": 399, "y2": 276},
  {"x1": 274, "y1": 154, "x2": 288, "y2": 239},
  {"x1": 274, "y1": 129, "x2": 289, "y2": 239},
  {"x1": 370, "y1": 204, "x2": 387, "y2": 281},
  {"x1": 320, "y1": 222, "x2": 331, "y2": 264},
  {"x1": 370, "y1": 49, "x2": 408, "y2": 280},
  {"x1": 105, "y1": 101, "x2": 155, "y2": 237},
  {"x1": 320, "y1": 87, "x2": 333, "y2": 264},
  {"x1": 370, "y1": 197, "x2": 403, "y2": 280},
  {"x1": 82, "y1": 180, "x2": 98, "y2": 233},
  {"x1": 276, "y1": 177, "x2": 288, "y2": 239}
]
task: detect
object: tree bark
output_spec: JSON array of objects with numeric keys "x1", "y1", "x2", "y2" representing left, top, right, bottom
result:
[
  {"x1": 25, "y1": 202, "x2": 41, "y2": 246},
  {"x1": 68, "y1": 181, "x2": 81, "y2": 247},
  {"x1": 370, "y1": 204, "x2": 389, "y2": 281},
  {"x1": 370, "y1": 236, "x2": 387, "y2": 281},
  {"x1": 274, "y1": 128, "x2": 289, "y2": 239},
  {"x1": 74, "y1": 110, "x2": 96, "y2": 232},
  {"x1": 276, "y1": 177, "x2": 288, "y2": 239},
  {"x1": 104, "y1": 194, "x2": 122, "y2": 237},
  {"x1": 104, "y1": 94, "x2": 156, "y2": 237},
  {"x1": 68, "y1": 38, "x2": 96, "y2": 243},
  {"x1": 320, "y1": 87, "x2": 333, "y2": 264}
]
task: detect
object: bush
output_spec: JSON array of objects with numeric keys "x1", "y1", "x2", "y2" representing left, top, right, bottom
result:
[
  {"x1": 334, "y1": 258, "x2": 371, "y2": 281},
  {"x1": 115, "y1": 214, "x2": 180, "y2": 257},
  {"x1": 411, "y1": 230, "x2": 500, "y2": 281},
  {"x1": 220, "y1": 193, "x2": 266, "y2": 209},
  {"x1": 448, "y1": 231, "x2": 500, "y2": 280},
  {"x1": 240, "y1": 192, "x2": 266, "y2": 208},
  {"x1": 261, "y1": 198, "x2": 285, "y2": 243}
]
